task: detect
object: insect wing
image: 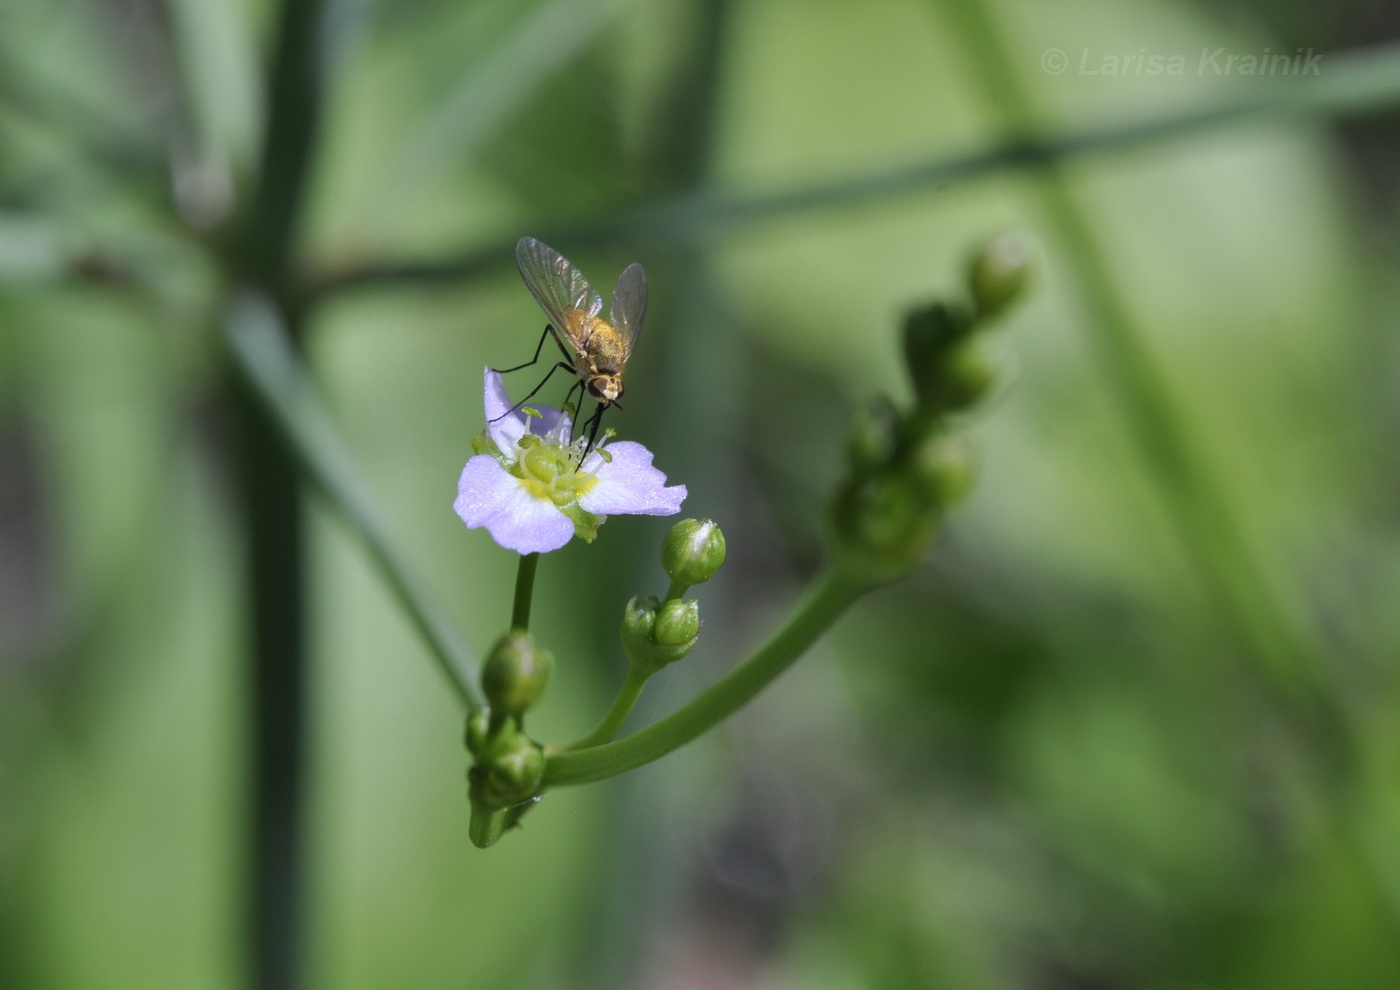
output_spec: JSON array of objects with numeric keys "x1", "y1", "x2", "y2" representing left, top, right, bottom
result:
[
  {"x1": 515, "y1": 237, "x2": 602, "y2": 352},
  {"x1": 609, "y1": 262, "x2": 647, "y2": 358}
]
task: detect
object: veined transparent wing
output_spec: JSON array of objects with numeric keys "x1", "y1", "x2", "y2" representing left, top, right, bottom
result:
[
  {"x1": 609, "y1": 262, "x2": 647, "y2": 358},
  {"x1": 514, "y1": 237, "x2": 602, "y2": 348}
]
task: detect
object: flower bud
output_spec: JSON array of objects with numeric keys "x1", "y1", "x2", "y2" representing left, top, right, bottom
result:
[
  {"x1": 481, "y1": 631, "x2": 553, "y2": 718},
  {"x1": 484, "y1": 733, "x2": 543, "y2": 800},
  {"x1": 968, "y1": 233, "x2": 1031, "y2": 318},
  {"x1": 903, "y1": 303, "x2": 972, "y2": 407},
  {"x1": 909, "y1": 433, "x2": 974, "y2": 509},
  {"x1": 661, "y1": 519, "x2": 726, "y2": 589},
  {"x1": 654, "y1": 598, "x2": 700, "y2": 646},
  {"x1": 940, "y1": 339, "x2": 999, "y2": 412},
  {"x1": 622, "y1": 595, "x2": 699, "y2": 674},
  {"x1": 464, "y1": 707, "x2": 491, "y2": 756},
  {"x1": 847, "y1": 398, "x2": 899, "y2": 471},
  {"x1": 831, "y1": 469, "x2": 942, "y2": 584}
]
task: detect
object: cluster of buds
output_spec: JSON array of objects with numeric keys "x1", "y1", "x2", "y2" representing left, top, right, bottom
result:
[
  {"x1": 622, "y1": 519, "x2": 726, "y2": 675},
  {"x1": 464, "y1": 519, "x2": 726, "y2": 846},
  {"x1": 830, "y1": 234, "x2": 1030, "y2": 583},
  {"x1": 465, "y1": 631, "x2": 552, "y2": 845}
]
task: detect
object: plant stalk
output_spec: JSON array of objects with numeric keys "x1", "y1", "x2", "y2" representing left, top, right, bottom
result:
[
  {"x1": 558, "y1": 668, "x2": 650, "y2": 752},
  {"x1": 512, "y1": 553, "x2": 540, "y2": 632},
  {"x1": 544, "y1": 565, "x2": 865, "y2": 787}
]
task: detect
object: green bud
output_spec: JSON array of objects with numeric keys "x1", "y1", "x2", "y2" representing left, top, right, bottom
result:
[
  {"x1": 909, "y1": 433, "x2": 974, "y2": 509},
  {"x1": 903, "y1": 303, "x2": 973, "y2": 407},
  {"x1": 968, "y1": 233, "x2": 1031, "y2": 318},
  {"x1": 661, "y1": 519, "x2": 727, "y2": 589},
  {"x1": 622, "y1": 595, "x2": 699, "y2": 674},
  {"x1": 621, "y1": 595, "x2": 660, "y2": 660},
  {"x1": 481, "y1": 631, "x2": 553, "y2": 717},
  {"x1": 848, "y1": 398, "x2": 899, "y2": 471},
  {"x1": 482, "y1": 733, "x2": 546, "y2": 807},
  {"x1": 654, "y1": 598, "x2": 700, "y2": 646},
  {"x1": 831, "y1": 469, "x2": 942, "y2": 584},
  {"x1": 464, "y1": 707, "x2": 491, "y2": 756},
  {"x1": 940, "y1": 339, "x2": 999, "y2": 412},
  {"x1": 468, "y1": 765, "x2": 542, "y2": 847},
  {"x1": 622, "y1": 594, "x2": 659, "y2": 634}
]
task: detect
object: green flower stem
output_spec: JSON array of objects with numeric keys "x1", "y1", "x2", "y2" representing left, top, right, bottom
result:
[
  {"x1": 556, "y1": 668, "x2": 650, "y2": 752},
  {"x1": 664, "y1": 579, "x2": 689, "y2": 602},
  {"x1": 544, "y1": 565, "x2": 867, "y2": 787},
  {"x1": 511, "y1": 552, "x2": 539, "y2": 632},
  {"x1": 314, "y1": 41, "x2": 1400, "y2": 297},
  {"x1": 935, "y1": 0, "x2": 1324, "y2": 700},
  {"x1": 223, "y1": 295, "x2": 484, "y2": 710}
]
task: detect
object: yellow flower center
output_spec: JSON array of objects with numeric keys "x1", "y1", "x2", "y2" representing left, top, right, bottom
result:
[{"x1": 514, "y1": 437, "x2": 598, "y2": 506}]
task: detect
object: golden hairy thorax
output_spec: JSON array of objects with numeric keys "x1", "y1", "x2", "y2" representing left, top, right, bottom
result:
[{"x1": 562, "y1": 309, "x2": 628, "y2": 403}]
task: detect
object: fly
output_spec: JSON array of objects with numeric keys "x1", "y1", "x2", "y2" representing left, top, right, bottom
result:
[{"x1": 495, "y1": 236, "x2": 646, "y2": 456}]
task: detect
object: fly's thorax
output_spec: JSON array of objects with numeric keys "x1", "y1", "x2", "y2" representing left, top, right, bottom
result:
[
  {"x1": 563, "y1": 311, "x2": 628, "y2": 372},
  {"x1": 587, "y1": 327, "x2": 628, "y2": 373},
  {"x1": 561, "y1": 309, "x2": 627, "y2": 402}
]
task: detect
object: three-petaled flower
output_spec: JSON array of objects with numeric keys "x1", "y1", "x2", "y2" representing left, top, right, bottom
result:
[{"x1": 454, "y1": 369, "x2": 686, "y2": 554}]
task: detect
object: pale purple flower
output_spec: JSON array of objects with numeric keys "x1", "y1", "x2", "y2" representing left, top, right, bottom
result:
[{"x1": 454, "y1": 369, "x2": 686, "y2": 554}]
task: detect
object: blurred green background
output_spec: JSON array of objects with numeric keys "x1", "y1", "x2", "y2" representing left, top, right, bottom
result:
[{"x1": 3, "y1": 0, "x2": 1400, "y2": 987}]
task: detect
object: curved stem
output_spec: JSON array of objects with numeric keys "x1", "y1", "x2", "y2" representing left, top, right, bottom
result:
[
  {"x1": 512, "y1": 552, "x2": 539, "y2": 632},
  {"x1": 557, "y1": 668, "x2": 650, "y2": 752},
  {"x1": 544, "y1": 566, "x2": 867, "y2": 787}
]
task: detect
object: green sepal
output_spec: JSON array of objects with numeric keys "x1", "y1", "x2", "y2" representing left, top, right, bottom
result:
[
  {"x1": 471, "y1": 428, "x2": 504, "y2": 460},
  {"x1": 561, "y1": 503, "x2": 604, "y2": 542}
]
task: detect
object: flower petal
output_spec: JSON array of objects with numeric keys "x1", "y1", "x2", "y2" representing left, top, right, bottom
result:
[
  {"x1": 577, "y1": 441, "x2": 687, "y2": 516},
  {"x1": 454, "y1": 455, "x2": 575, "y2": 553},
  {"x1": 483, "y1": 369, "x2": 527, "y2": 452}
]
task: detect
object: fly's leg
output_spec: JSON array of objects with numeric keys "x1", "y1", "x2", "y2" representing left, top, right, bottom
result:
[
  {"x1": 494, "y1": 324, "x2": 573, "y2": 375},
  {"x1": 491, "y1": 325, "x2": 583, "y2": 423},
  {"x1": 581, "y1": 402, "x2": 607, "y2": 458},
  {"x1": 560, "y1": 379, "x2": 585, "y2": 439},
  {"x1": 492, "y1": 325, "x2": 554, "y2": 374},
  {"x1": 489, "y1": 361, "x2": 576, "y2": 423}
]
